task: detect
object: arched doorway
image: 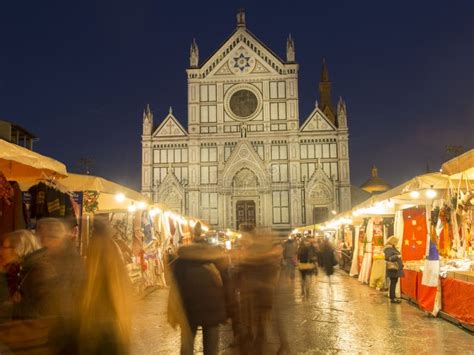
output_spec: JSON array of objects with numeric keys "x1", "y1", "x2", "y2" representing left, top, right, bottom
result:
[{"x1": 232, "y1": 168, "x2": 259, "y2": 229}]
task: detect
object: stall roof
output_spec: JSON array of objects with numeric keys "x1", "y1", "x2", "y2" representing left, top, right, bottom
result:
[
  {"x1": 60, "y1": 173, "x2": 141, "y2": 197},
  {"x1": 441, "y1": 149, "x2": 474, "y2": 180},
  {"x1": 61, "y1": 173, "x2": 151, "y2": 212},
  {"x1": 0, "y1": 139, "x2": 68, "y2": 180},
  {"x1": 355, "y1": 172, "x2": 451, "y2": 209}
]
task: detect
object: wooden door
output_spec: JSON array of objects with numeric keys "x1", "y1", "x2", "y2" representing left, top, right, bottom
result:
[
  {"x1": 313, "y1": 207, "x2": 328, "y2": 224},
  {"x1": 236, "y1": 200, "x2": 256, "y2": 229}
]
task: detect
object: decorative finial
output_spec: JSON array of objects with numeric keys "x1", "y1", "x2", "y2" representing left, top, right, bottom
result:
[
  {"x1": 237, "y1": 9, "x2": 246, "y2": 28},
  {"x1": 189, "y1": 38, "x2": 199, "y2": 67},
  {"x1": 142, "y1": 104, "x2": 153, "y2": 135},
  {"x1": 169, "y1": 106, "x2": 173, "y2": 115},
  {"x1": 286, "y1": 34, "x2": 295, "y2": 62}
]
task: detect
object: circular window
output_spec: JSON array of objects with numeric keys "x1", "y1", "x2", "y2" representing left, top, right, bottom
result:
[{"x1": 229, "y1": 89, "x2": 258, "y2": 118}]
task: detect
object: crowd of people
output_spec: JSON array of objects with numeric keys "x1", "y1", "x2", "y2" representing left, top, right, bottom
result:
[
  {"x1": 0, "y1": 218, "x2": 342, "y2": 355},
  {"x1": 168, "y1": 225, "x2": 339, "y2": 355},
  {"x1": 0, "y1": 217, "x2": 132, "y2": 354}
]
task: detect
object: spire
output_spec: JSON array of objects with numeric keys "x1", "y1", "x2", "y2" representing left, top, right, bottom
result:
[
  {"x1": 337, "y1": 96, "x2": 347, "y2": 129},
  {"x1": 236, "y1": 9, "x2": 246, "y2": 28},
  {"x1": 169, "y1": 106, "x2": 173, "y2": 115},
  {"x1": 337, "y1": 96, "x2": 346, "y2": 114},
  {"x1": 286, "y1": 34, "x2": 295, "y2": 62},
  {"x1": 142, "y1": 104, "x2": 153, "y2": 135},
  {"x1": 318, "y1": 58, "x2": 336, "y2": 124},
  {"x1": 189, "y1": 38, "x2": 199, "y2": 67},
  {"x1": 320, "y1": 58, "x2": 330, "y2": 82},
  {"x1": 371, "y1": 165, "x2": 378, "y2": 177}
]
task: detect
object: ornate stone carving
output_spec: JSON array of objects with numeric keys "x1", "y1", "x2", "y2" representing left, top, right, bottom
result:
[
  {"x1": 308, "y1": 184, "x2": 332, "y2": 205},
  {"x1": 157, "y1": 117, "x2": 186, "y2": 137},
  {"x1": 239, "y1": 147, "x2": 250, "y2": 158},
  {"x1": 233, "y1": 168, "x2": 258, "y2": 188},
  {"x1": 229, "y1": 46, "x2": 255, "y2": 75}
]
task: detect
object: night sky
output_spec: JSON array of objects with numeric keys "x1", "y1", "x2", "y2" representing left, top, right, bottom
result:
[{"x1": 1, "y1": 0, "x2": 473, "y2": 191}]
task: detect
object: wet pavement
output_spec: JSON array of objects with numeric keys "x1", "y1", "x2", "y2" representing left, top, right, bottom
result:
[{"x1": 131, "y1": 269, "x2": 473, "y2": 354}]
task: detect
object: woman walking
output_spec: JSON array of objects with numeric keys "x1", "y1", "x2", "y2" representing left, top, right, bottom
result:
[{"x1": 383, "y1": 236, "x2": 404, "y2": 304}]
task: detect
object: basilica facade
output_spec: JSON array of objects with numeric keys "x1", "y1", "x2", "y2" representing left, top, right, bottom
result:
[{"x1": 141, "y1": 11, "x2": 351, "y2": 232}]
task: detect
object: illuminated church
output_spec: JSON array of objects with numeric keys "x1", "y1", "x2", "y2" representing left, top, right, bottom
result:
[{"x1": 141, "y1": 11, "x2": 351, "y2": 232}]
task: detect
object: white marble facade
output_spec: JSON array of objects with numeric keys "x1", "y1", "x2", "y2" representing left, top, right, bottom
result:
[{"x1": 141, "y1": 11, "x2": 351, "y2": 232}]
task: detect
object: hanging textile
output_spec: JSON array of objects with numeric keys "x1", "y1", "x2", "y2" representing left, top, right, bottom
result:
[
  {"x1": 27, "y1": 182, "x2": 75, "y2": 221},
  {"x1": 0, "y1": 180, "x2": 27, "y2": 236},
  {"x1": 172, "y1": 220, "x2": 181, "y2": 246},
  {"x1": 349, "y1": 225, "x2": 360, "y2": 277},
  {"x1": 358, "y1": 219, "x2": 374, "y2": 284},
  {"x1": 402, "y1": 207, "x2": 428, "y2": 261},
  {"x1": 393, "y1": 210, "x2": 404, "y2": 250},
  {"x1": 436, "y1": 205, "x2": 453, "y2": 257},
  {"x1": 357, "y1": 221, "x2": 367, "y2": 269}
]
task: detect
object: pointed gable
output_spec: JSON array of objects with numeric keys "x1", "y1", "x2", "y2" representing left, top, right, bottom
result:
[
  {"x1": 222, "y1": 141, "x2": 270, "y2": 188},
  {"x1": 300, "y1": 107, "x2": 336, "y2": 132},
  {"x1": 153, "y1": 112, "x2": 187, "y2": 137},
  {"x1": 194, "y1": 28, "x2": 288, "y2": 79}
]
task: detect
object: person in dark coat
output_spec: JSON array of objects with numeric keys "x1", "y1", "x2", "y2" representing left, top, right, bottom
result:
[
  {"x1": 168, "y1": 237, "x2": 228, "y2": 355},
  {"x1": 383, "y1": 236, "x2": 404, "y2": 304},
  {"x1": 320, "y1": 239, "x2": 337, "y2": 278}
]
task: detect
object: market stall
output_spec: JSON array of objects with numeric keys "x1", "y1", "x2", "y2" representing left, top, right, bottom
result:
[
  {"x1": 1, "y1": 139, "x2": 69, "y2": 236},
  {"x1": 295, "y1": 153, "x2": 473, "y2": 329},
  {"x1": 437, "y1": 149, "x2": 474, "y2": 329}
]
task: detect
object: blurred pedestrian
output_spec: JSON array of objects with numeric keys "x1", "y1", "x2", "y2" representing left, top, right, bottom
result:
[
  {"x1": 320, "y1": 239, "x2": 337, "y2": 281},
  {"x1": 238, "y1": 226, "x2": 282, "y2": 354},
  {"x1": 168, "y1": 234, "x2": 228, "y2": 355},
  {"x1": 383, "y1": 236, "x2": 404, "y2": 304},
  {"x1": 0, "y1": 230, "x2": 58, "y2": 320},
  {"x1": 282, "y1": 237, "x2": 297, "y2": 280},
  {"x1": 297, "y1": 239, "x2": 317, "y2": 297},
  {"x1": 79, "y1": 219, "x2": 132, "y2": 355},
  {"x1": 36, "y1": 218, "x2": 86, "y2": 354}
]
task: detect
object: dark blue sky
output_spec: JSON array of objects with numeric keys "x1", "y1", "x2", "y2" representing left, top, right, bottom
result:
[{"x1": 1, "y1": 0, "x2": 473, "y2": 190}]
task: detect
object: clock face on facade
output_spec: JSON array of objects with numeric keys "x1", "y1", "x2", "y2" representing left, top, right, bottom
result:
[{"x1": 229, "y1": 89, "x2": 258, "y2": 118}]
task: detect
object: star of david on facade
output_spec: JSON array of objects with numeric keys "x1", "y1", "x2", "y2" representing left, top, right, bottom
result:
[{"x1": 233, "y1": 53, "x2": 251, "y2": 72}]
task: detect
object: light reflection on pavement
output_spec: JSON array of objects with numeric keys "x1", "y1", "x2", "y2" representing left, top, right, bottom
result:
[{"x1": 132, "y1": 269, "x2": 474, "y2": 354}]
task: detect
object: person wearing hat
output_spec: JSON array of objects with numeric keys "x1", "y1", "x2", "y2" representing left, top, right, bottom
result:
[{"x1": 383, "y1": 236, "x2": 404, "y2": 303}]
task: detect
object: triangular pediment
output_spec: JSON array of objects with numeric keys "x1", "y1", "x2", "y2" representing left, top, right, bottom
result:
[
  {"x1": 156, "y1": 171, "x2": 184, "y2": 197},
  {"x1": 196, "y1": 28, "x2": 287, "y2": 79},
  {"x1": 306, "y1": 163, "x2": 334, "y2": 195},
  {"x1": 156, "y1": 171, "x2": 185, "y2": 213},
  {"x1": 153, "y1": 113, "x2": 187, "y2": 137},
  {"x1": 300, "y1": 107, "x2": 336, "y2": 132},
  {"x1": 222, "y1": 141, "x2": 270, "y2": 187}
]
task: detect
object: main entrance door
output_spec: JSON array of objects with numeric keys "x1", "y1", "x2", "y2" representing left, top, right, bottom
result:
[
  {"x1": 313, "y1": 207, "x2": 329, "y2": 224},
  {"x1": 236, "y1": 200, "x2": 256, "y2": 229}
]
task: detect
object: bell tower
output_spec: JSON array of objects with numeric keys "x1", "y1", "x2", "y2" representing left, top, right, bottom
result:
[{"x1": 318, "y1": 58, "x2": 336, "y2": 125}]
